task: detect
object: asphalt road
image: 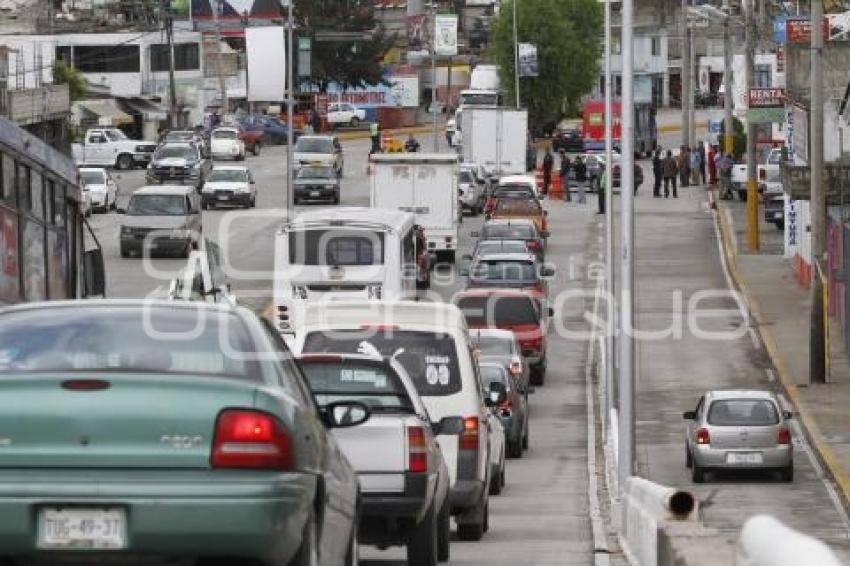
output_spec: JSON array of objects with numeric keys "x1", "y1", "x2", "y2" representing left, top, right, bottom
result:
[{"x1": 89, "y1": 135, "x2": 601, "y2": 564}]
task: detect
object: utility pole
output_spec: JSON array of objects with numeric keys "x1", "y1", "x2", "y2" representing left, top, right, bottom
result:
[
  {"x1": 164, "y1": 5, "x2": 179, "y2": 128},
  {"x1": 681, "y1": 0, "x2": 690, "y2": 148},
  {"x1": 744, "y1": 0, "x2": 759, "y2": 250},
  {"x1": 604, "y1": 0, "x2": 615, "y2": 420},
  {"x1": 211, "y1": 0, "x2": 229, "y2": 116},
  {"x1": 810, "y1": 0, "x2": 826, "y2": 383},
  {"x1": 431, "y1": 1, "x2": 439, "y2": 150},
  {"x1": 618, "y1": 0, "x2": 635, "y2": 497},
  {"x1": 512, "y1": 0, "x2": 520, "y2": 109},
  {"x1": 688, "y1": 29, "x2": 696, "y2": 147},
  {"x1": 285, "y1": 0, "x2": 295, "y2": 219},
  {"x1": 723, "y1": 8, "x2": 734, "y2": 155}
]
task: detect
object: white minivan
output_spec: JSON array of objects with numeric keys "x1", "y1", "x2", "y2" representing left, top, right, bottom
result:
[{"x1": 293, "y1": 301, "x2": 495, "y2": 540}]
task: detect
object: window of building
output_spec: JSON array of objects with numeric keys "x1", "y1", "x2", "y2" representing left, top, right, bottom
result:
[
  {"x1": 651, "y1": 36, "x2": 661, "y2": 56},
  {"x1": 0, "y1": 207, "x2": 20, "y2": 304},
  {"x1": 150, "y1": 43, "x2": 200, "y2": 72},
  {"x1": 30, "y1": 170, "x2": 43, "y2": 220},
  {"x1": 16, "y1": 163, "x2": 30, "y2": 212},
  {"x1": 755, "y1": 64, "x2": 771, "y2": 88},
  {"x1": 73, "y1": 45, "x2": 140, "y2": 73}
]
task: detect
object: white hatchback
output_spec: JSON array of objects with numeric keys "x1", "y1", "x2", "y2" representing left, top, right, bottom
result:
[
  {"x1": 209, "y1": 127, "x2": 245, "y2": 161},
  {"x1": 78, "y1": 167, "x2": 118, "y2": 213}
]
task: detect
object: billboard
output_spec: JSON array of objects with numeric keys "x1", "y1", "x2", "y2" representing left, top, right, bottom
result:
[
  {"x1": 518, "y1": 43, "x2": 538, "y2": 77},
  {"x1": 434, "y1": 14, "x2": 458, "y2": 56},
  {"x1": 246, "y1": 26, "x2": 286, "y2": 102},
  {"x1": 191, "y1": 0, "x2": 284, "y2": 31}
]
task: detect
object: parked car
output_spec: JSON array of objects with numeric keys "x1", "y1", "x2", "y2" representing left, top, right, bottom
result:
[
  {"x1": 118, "y1": 185, "x2": 202, "y2": 258},
  {"x1": 0, "y1": 300, "x2": 366, "y2": 565},
  {"x1": 71, "y1": 128, "x2": 157, "y2": 169},
  {"x1": 200, "y1": 165, "x2": 257, "y2": 209},
  {"x1": 461, "y1": 251, "x2": 554, "y2": 294},
  {"x1": 552, "y1": 127, "x2": 584, "y2": 153},
  {"x1": 458, "y1": 167, "x2": 485, "y2": 215},
  {"x1": 487, "y1": 198, "x2": 548, "y2": 234},
  {"x1": 209, "y1": 126, "x2": 246, "y2": 161},
  {"x1": 298, "y1": 353, "x2": 460, "y2": 564},
  {"x1": 479, "y1": 361, "x2": 529, "y2": 459},
  {"x1": 78, "y1": 167, "x2": 118, "y2": 213},
  {"x1": 293, "y1": 135, "x2": 344, "y2": 177},
  {"x1": 294, "y1": 301, "x2": 495, "y2": 541},
  {"x1": 472, "y1": 219, "x2": 548, "y2": 261},
  {"x1": 326, "y1": 103, "x2": 367, "y2": 128},
  {"x1": 239, "y1": 127, "x2": 263, "y2": 156},
  {"x1": 455, "y1": 289, "x2": 553, "y2": 385},
  {"x1": 239, "y1": 115, "x2": 293, "y2": 145},
  {"x1": 293, "y1": 165, "x2": 341, "y2": 205},
  {"x1": 684, "y1": 390, "x2": 794, "y2": 483},
  {"x1": 485, "y1": 406, "x2": 507, "y2": 496},
  {"x1": 145, "y1": 142, "x2": 212, "y2": 189}
]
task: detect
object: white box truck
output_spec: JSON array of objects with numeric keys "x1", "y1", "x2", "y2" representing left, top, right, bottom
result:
[
  {"x1": 370, "y1": 153, "x2": 461, "y2": 263},
  {"x1": 459, "y1": 107, "x2": 528, "y2": 177}
]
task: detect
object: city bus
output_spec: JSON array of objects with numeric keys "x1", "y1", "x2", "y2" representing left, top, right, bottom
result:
[{"x1": 0, "y1": 116, "x2": 105, "y2": 305}]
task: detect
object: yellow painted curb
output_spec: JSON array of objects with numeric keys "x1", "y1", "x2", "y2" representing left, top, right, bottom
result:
[
  {"x1": 714, "y1": 194, "x2": 850, "y2": 507},
  {"x1": 334, "y1": 125, "x2": 437, "y2": 142}
]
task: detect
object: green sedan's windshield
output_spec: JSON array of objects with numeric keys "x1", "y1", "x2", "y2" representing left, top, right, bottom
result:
[{"x1": 0, "y1": 307, "x2": 260, "y2": 380}]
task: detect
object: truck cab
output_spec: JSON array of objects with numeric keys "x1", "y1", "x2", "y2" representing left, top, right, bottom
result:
[{"x1": 72, "y1": 128, "x2": 157, "y2": 170}]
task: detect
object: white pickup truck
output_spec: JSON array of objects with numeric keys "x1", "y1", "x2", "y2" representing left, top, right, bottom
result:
[
  {"x1": 72, "y1": 128, "x2": 158, "y2": 170},
  {"x1": 326, "y1": 102, "x2": 367, "y2": 128}
]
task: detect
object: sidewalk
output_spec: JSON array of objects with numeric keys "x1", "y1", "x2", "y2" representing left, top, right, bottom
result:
[{"x1": 716, "y1": 196, "x2": 850, "y2": 510}]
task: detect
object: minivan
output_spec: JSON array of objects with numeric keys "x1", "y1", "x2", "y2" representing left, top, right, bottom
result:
[
  {"x1": 293, "y1": 135, "x2": 344, "y2": 177},
  {"x1": 118, "y1": 185, "x2": 202, "y2": 258}
]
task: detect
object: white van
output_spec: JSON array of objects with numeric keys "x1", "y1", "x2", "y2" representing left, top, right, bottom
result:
[
  {"x1": 370, "y1": 153, "x2": 460, "y2": 263},
  {"x1": 273, "y1": 208, "x2": 428, "y2": 335},
  {"x1": 293, "y1": 301, "x2": 495, "y2": 541}
]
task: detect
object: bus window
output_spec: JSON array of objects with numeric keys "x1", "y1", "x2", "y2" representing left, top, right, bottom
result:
[
  {"x1": 0, "y1": 207, "x2": 20, "y2": 303},
  {"x1": 16, "y1": 163, "x2": 29, "y2": 211},
  {"x1": 1, "y1": 154, "x2": 13, "y2": 203}
]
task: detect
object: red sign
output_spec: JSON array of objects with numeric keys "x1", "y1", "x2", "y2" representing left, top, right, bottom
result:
[
  {"x1": 776, "y1": 47, "x2": 785, "y2": 72},
  {"x1": 786, "y1": 18, "x2": 830, "y2": 43},
  {"x1": 748, "y1": 88, "x2": 785, "y2": 108}
]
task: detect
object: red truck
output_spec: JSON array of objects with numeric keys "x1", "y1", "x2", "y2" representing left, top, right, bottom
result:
[{"x1": 582, "y1": 99, "x2": 657, "y2": 157}]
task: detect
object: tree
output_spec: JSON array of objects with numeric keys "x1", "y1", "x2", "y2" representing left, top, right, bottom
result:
[
  {"x1": 488, "y1": 0, "x2": 603, "y2": 131},
  {"x1": 52, "y1": 59, "x2": 87, "y2": 102},
  {"x1": 296, "y1": 0, "x2": 395, "y2": 93}
]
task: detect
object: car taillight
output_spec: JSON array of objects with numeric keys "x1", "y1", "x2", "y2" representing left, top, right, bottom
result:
[
  {"x1": 459, "y1": 416, "x2": 480, "y2": 451},
  {"x1": 526, "y1": 240, "x2": 542, "y2": 252},
  {"x1": 777, "y1": 427, "x2": 791, "y2": 445},
  {"x1": 408, "y1": 425, "x2": 429, "y2": 473},
  {"x1": 509, "y1": 360, "x2": 523, "y2": 377},
  {"x1": 523, "y1": 334, "x2": 544, "y2": 354},
  {"x1": 759, "y1": 168, "x2": 766, "y2": 180},
  {"x1": 211, "y1": 409, "x2": 294, "y2": 470},
  {"x1": 695, "y1": 428, "x2": 710, "y2": 445}
]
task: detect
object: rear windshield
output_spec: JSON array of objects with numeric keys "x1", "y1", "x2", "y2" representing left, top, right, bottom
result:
[
  {"x1": 288, "y1": 229, "x2": 384, "y2": 266},
  {"x1": 495, "y1": 199, "x2": 542, "y2": 214},
  {"x1": 296, "y1": 138, "x2": 334, "y2": 153},
  {"x1": 208, "y1": 169, "x2": 248, "y2": 182},
  {"x1": 458, "y1": 171, "x2": 475, "y2": 184},
  {"x1": 127, "y1": 194, "x2": 187, "y2": 216},
  {"x1": 476, "y1": 240, "x2": 528, "y2": 255},
  {"x1": 494, "y1": 185, "x2": 534, "y2": 197},
  {"x1": 302, "y1": 330, "x2": 462, "y2": 396},
  {"x1": 473, "y1": 334, "x2": 515, "y2": 356},
  {"x1": 470, "y1": 260, "x2": 538, "y2": 283},
  {"x1": 479, "y1": 364, "x2": 510, "y2": 389},
  {"x1": 0, "y1": 307, "x2": 259, "y2": 380},
  {"x1": 456, "y1": 295, "x2": 541, "y2": 326},
  {"x1": 300, "y1": 361, "x2": 414, "y2": 413},
  {"x1": 212, "y1": 130, "x2": 238, "y2": 140},
  {"x1": 481, "y1": 224, "x2": 535, "y2": 239},
  {"x1": 707, "y1": 399, "x2": 780, "y2": 426}
]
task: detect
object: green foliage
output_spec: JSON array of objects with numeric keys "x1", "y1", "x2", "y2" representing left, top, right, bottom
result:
[
  {"x1": 719, "y1": 117, "x2": 747, "y2": 159},
  {"x1": 488, "y1": 0, "x2": 603, "y2": 131},
  {"x1": 52, "y1": 59, "x2": 87, "y2": 102}
]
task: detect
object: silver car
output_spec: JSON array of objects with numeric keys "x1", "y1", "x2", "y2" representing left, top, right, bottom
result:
[{"x1": 684, "y1": 390, "x2": 794, "y2": 483}]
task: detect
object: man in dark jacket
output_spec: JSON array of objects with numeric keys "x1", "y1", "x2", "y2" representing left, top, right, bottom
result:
[
  {"x1": 560, "y1": 151, "x2": 572, "y2": 202},
  {"x1": 652, "y1": 149, "x2": 662, "y2": 197},
  {"x1": 542, "y1": 147, "x2": 554, "y2": 196},
  {"x1": 662, "y1": 150, "x2": 679, "y2": 198},
  {"x1": 573, "y1": 156, "x2": 587, "y2": 204}
]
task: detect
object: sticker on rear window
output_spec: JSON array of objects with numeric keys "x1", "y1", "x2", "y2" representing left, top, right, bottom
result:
[{"x1": 426, "y1": 363, "x2": 450, "y2": 386}]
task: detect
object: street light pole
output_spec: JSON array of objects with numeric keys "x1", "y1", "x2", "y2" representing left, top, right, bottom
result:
[
  {"x1": 744, "y1": 0, "x2": 759, "y2": 250},
  {"x1": 681, "y1": 0, "x2": 690, "y2": 148},
  {"x1": 618, "y1": 0, "x2": 635, "y2": 497},
  {"x1": 810, "y1": 0, "x2": 826, "y2": 383},
  {"x1": 688, "y1": 28, "x2": 696, "y2": 147},
  {"x1": 723, "y1": 11, "x2": 734, "y2": 155},
  {"x1": 604, "y1": 0, "x2": 615, "y2": 420},
  {"x1": 285, "y1": 0, "x2": 294, "y2": 219},
  {"x1": 431, "y1": 2, "x2": 439, "y2": 150},
  {"x1": 513, "y1": 0, "x2": 520, "y2": 109}
]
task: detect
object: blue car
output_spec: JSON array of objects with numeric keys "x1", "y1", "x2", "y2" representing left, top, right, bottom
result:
[{"x1": 239, "y1": 115, "x2": 295, "y2": 145}]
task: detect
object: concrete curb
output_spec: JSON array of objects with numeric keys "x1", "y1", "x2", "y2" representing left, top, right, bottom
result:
[{"x1": 713, "y1": 194, "x2": 850, "y2": 510}]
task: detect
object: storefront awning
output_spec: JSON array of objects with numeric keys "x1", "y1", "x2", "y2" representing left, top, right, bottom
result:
[
  {"x1": 118, "y1": 97, "x2": 168, "y2": 120},
  {"x1": 75, "y1": 99, "x2": 133, "y2": 126}
]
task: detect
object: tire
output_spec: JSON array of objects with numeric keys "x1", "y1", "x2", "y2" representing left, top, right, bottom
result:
[
  {"x1": 456, "y1": 496, "x2": 487, "y2": 542},
  {"x1": 692, "y1": 463, "x2": 706, "y2": 483},
  {"x1": 110, "y1": 197, "x2": 117, "y2": 211},
  {"x1": 780, "y1": 464, "x2": 794, "y2": 482},
  {"x1": 350, "y1": 117, "x2": 361, "y2": 128},
  {"x1": 249, "y1": 196, "x2": 256, "y2": 208},
  {"x1": 407, "y1": 501, "x2": 438, "y2": 566},
  {"x1": 507, "y1": 437, "x2": 522, "y2": 459},
  {"x1": 685, "y1": 445, "x2": 693, "y2": 469},
  {"x1": 289, "y1": 510, "x2": 319, "y2": 566},
  {"x1": 530, "y1": 364, "x2": 546, "y2": 386},
  {"x1": 436, "y1": 501, "x2": 450, "y2": 562},
  {"x1": 522, "y1": 418, "x2": 529, "y2": 450},
  {"x1": 115, "y1": 153, "x2": 134, "y2": 170},
  {"x1": 489, "y1": 463, "x2": 502, "y2": 495},
  {"x1": 333, "y1": 191, "x2": 340, "y2": 205}
]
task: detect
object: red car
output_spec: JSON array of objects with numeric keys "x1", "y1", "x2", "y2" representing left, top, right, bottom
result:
[
  {"x1": 454, "y1": 289, "x2": 552, "y2": 385},
  {"x1": 239, "y1": 128, "x2": 263, "y2": 156}
]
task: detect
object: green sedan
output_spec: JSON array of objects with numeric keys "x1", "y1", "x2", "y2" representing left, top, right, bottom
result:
[{"x1": 0, "y1": 300, "x2": 367, "y2": 566}]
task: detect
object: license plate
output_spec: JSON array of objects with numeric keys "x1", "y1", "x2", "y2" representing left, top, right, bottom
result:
[
  {"x1": 310, "y1": 190, "x2": 321, "y2": 197},
  {"x1": 726, "y1": 452, "x2": 763, "y2": 464},
  {"x1": 773, "y1": 212, "x2": 783, "y2": 219},
  {"x1": 218, "y1": 195, "x2": 230, "y2": 201},
  {"x1": 38, "y1": 507, "x2": 126, "y2": 549}
]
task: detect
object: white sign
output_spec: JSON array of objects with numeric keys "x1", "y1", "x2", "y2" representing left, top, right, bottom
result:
[
  {"x1": 246, "y1": 26, "x2": 286, "y2": 102},
  {"x1": 434, "y1": 14, "x2": 458, "y2": 56},
  {"x1": 792, "y1": 103, "x2": 808, "y2": 164},
  {"x1": 389, "y1": 76, "x2": 420, "y2": 108},
  {"x1": 518, "y1": 43, "x2": 538, "y2": 77}
]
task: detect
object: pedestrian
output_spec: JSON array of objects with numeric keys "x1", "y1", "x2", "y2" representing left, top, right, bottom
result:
[
  {"x1": 662, "y1": 149, "x2": 678, "y2": 198},
  {"x1": 689, "y1": 146, "x2": 702, "y2": 185},
  {"x1": 404, "y1": 134, "x2": 421, "y2": 152},
  {"x1": 678, "y1": 146, "x2": 690, "y2": 187},
  {"x1": 560, "y1": 151, "x2": 572, "y2": 202},
  {"x1": 370, "y1": 121, "x2": 380, "y2": 153},
  {"x1": 718, "y1": 152, "x2": 734, "y2": 199},
  {"x1": 698, "y1": 142, "x2": 707, "y2": 184},
  {"x1": 542, "y1": 146, "x2": 554, "y2": 196},
  {"x1": 574, "y1": 155, "x2": 587, "y2": 204},
  {"x1": 652, "y1": 149, "x2": 662, "y2": 197},
  {"x1": 708, "y1": 144, "x2": 717, "y2": 185}
]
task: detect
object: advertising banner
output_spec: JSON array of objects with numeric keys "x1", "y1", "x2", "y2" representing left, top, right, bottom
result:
[
  {"x1": 246, "y1": 26, "x2": 286, "y2": 102},
  {"x1": 434, "y1": 14, "x2": 458, "y2": 56},
  {"x1": 518, "y1": 43, "x2": 538, "y2": 77}
]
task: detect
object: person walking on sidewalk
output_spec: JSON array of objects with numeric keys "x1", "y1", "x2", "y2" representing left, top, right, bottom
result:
[
  {"x1": 662, "y1": 150, "x2": 679, "y2": 198},
  {"x1": 718, "y1": 153, "x2": 735, "y2": 200},
  {"x1": 652, "y1": 149, "x2": 663, "y2": 197},
  {"x1": 689, "y1": 147, "x2": 702, "y2": 185},
  {"x1": 573, "y1": 155, "x2": 587, "y2": 204},
  {"x1": 678, "y1": 146, "x2": 690, "y2": 187},
  {"x1": 560, "y1": 151, "x2": 572, "y2": 202},
  {"x1": 542, "y1": 147, "x2": 554, "y2": 196},
  {"x1": 597, "y1": 168, "x2": 606, "y2": 214},
  {"x1": 708, "y1": 144, "x2": 717, "y2": 185},
  {"x1": 370, "y1": 121, "x2": 380, "y2": 153},
  {"x1": 698, "y1": 142, "x2": 707, "y2": 184}
]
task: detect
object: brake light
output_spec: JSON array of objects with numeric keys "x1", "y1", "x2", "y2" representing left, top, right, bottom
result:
[
  {"x1": 211, "y1": 409, "x2": 294, "y2": 470},
  {"x1": 408, "y1": 425, "x2": 429, "y2": 473},
  {"x1": 695, "y1": 428, "x2": 710, "y2": 445},
  {"x1": 61, "y1": 379, "x2": 110, "y2": 391},
  {"x1": 759, "y1": 168, "x2": 766, "y2": 180},
  {"x1": 459, "y1": 416, "x2": 480, "y2": 451},
  {"x1": 360, "y1": 323, "x2": 399, "y2": 331},
  {"x1": 526, "y1": 239, "x2": 542, "y2": 252},
  {"x1": 522, "y1": 333, "x2": 544, "y2": 354},
  {"x1": 777, "y1": 427, "x2": 791, "y2": 445}
]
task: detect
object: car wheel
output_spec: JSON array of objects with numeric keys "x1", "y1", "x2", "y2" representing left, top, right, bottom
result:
[
  {"x1": 116, "y1": 153, "x2": 134, "y2": 170},
  {"x1": 780, "y1": 464, "x2": 794, "y2": 482},
  {"x1": 333, "y1": 191, "x2": 340, "y2": 205},
  {"x1": 350, "y1": 117, "x2": 360, "y2": 128},
  {"x1": 483, "y1": 501, "x2": 490, "y2": 533},
  {"x1": 692, "y1": 463, "x2": 706, "y2": 483},
  {"x1": 456, "y1": 496, "x2": 487, "y2": 541},
  {"x1": 685, "y1": 444, "x2": 693, "y2": 469},
  {"x1": 250, "y1": 196, "x2": 257, "y2": 208},
  {"x1": 507, "y1": 436, "x2": 522, "y2": 459},
  {"x1": 289, "y1": 510, "x2": 319, "y2": 566},
  {"x1": 407, "y1": 501, "x2": 438, "y2": 566},
  {"x1": 530, "y1": 365, "x2": 546, "y2": 386},
  {"x1": 522, "y1": 420, "x2": 529, "y2": 450},
  {"x1": 110, "y1": 197, "x2": 117, "y2": 211},
  {"x1": 253, "y1": 143, "x2": 261, "y2": 156},
  {"x1": 437, "y1": 501, "x2": 451, "y2": 562}
]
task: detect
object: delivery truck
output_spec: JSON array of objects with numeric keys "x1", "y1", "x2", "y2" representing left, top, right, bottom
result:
[
  {"x1": 459, "y1": 107, "x2": 528, "y2": 177},
  {"x1": 370, "y1": 153, "x2": 461, "y2": 263}
]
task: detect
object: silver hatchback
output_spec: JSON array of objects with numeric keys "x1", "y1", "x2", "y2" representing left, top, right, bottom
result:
[{"x1": 684, "y1": 390, "x2": 794, "y2": 483}]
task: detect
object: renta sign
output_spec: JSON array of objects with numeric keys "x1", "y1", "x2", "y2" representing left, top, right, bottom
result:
[{"x1": 748, "y1": 88, "x2": 785, "y2": 108}]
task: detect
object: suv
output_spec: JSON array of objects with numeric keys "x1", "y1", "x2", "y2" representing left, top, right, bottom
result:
[
  {"x1": 146, "y1": 143, "x2": 211, "y2": 189},
  {"x1": 455, "y1": 289, "x2": 553, "y2": 386},
  {"x1": 293, "y1": 135, "x2": 344, "y2": 177},
  {"x1": 294, "y1": 301, "x2": 495, "y2": 541},
  {"x1": 118, "y1": 185, "x2": 202, "y2": 258},
  {"x1": 298, "y1": 353, "x2": 459, "y2": 564},
  {"x1": 326, "y1": 103, "x2": 367, "y2": 128}
]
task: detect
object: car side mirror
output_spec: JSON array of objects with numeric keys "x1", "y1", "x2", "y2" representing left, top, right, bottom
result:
[
  {"x1": 783, "y1": 410, "x2": 793, "y2": 420},
  {"x1": 116, "y1": 208, "x2": 126, "y2": 214},
  {"x1": 323, "y1": 401, "x2": 371, "y2": 428},
  {"x1": 683, "y1": 410, "x2": 696, "y2": 420},
  {"x1": 83, "y1": 248, "x2": 106, "y2": 297},
  {"x1": 486, "y1": 381, "x2": 507, "y2": 407},
  {"x1": 433, "y1": 416, "x2": 465, "y2": 436}
]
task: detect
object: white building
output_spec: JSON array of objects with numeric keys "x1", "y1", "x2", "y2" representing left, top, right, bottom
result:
[{"x1": 595, "y1": 29, "x2": 669, "y2": 106}]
